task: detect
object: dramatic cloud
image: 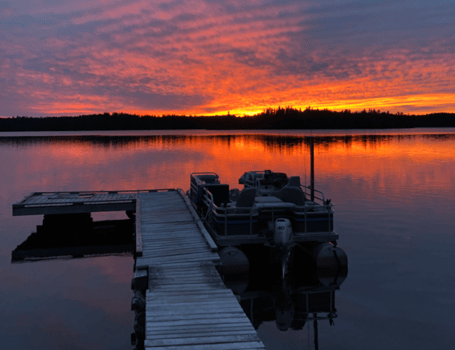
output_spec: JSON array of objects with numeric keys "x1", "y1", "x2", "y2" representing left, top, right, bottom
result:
[{"x1": 1, "y1": 0, "x2": 454, "y2": 116}]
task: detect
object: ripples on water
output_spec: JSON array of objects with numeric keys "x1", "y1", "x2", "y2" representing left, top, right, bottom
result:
[{"x1": 1, "y1": 129, "x2": 454, "y2": 349}]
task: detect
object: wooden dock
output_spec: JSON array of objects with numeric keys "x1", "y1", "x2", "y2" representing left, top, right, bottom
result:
[
  {"x1": 13, "y1": 190, "x2": 147, "y2": 216},
  {"x1": 133, "y1": 190, "x2": 266, "y2": 349},
  {"x1": 12, "y1": 189, "x2": 266, "y2": 349},
  {"x1": 144, "y1": 263, "x2": 264, "y2": 349}
]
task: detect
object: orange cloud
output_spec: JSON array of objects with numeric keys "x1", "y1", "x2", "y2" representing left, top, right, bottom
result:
[{"x1": 1, "y1": 0, "x2": 454, "y2": 117}]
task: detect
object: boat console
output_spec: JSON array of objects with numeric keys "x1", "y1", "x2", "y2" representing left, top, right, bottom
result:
[{"x1": 239, "y1": 170, "x2": 289, "y2": 194}]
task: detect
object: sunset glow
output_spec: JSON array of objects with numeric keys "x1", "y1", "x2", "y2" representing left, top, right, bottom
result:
[
  {"x1": 7, "y1": 134, "x2": 455, "y2": 194},
  {"x1": 1, "y1": 0, "x2": 454, "y2": 117}
]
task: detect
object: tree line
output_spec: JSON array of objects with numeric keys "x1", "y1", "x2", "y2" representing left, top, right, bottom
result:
[{"x1": 1, "y1": 107, "x2": 454, "y2": 131}]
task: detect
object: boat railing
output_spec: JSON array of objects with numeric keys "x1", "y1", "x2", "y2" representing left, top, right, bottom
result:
[
  {"x1": 245, "y1": 176, "x2": 327, "y2": 207},
  {"x1": 191, "y1": 172, "x2": 219, "y2": 182},
  {"x1": 200, "y1": 186, "x2": 334, "y2": 236},
  {"x1": 301, "y1": 185, "x2": 326, "y2": 204},
  {"x1": 241, "y1": 170, "x2": 266, "y2": 187},
  {"x1": 200, "y1": 186, "x2": 214, "y2": 222},
  {"x1": 297, "y1": 186, "x2": 333, "y2": 233},
  {"x1": 200, "y1": 186, "x2": 258, "y2": 236},
  {"x1": 190, "y1": 180, "x2": 199, "y2": 202},
  {"x1": 189, "y1": 172, "x2": 219, "y2": 204}
]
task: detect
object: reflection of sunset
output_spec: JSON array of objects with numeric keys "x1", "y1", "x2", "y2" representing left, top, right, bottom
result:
[
  {"x1": 1, "y1": 1, "x2": 454, "y2": 117},
  {"x1": 7, "y1": 134, "x2": 455, "y2": 198}
]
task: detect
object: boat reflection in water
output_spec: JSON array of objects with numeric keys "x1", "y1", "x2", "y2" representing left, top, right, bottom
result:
[{"x1": 221, "y1": 244, "x2": 347, "y2": 343}]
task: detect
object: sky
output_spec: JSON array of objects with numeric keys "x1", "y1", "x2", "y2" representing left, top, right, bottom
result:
[{"x1": 1, "y1": 0, "x2": 454, "y2": 117}]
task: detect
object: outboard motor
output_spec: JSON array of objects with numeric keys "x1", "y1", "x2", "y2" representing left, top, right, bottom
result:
[
  {"x1": 274, "y1": 218, "x2": 294, "y2": 278},
  {"x1": 274, "y1": 277, "x2": 295, "y2": 331},
  {"x1": 274, "y1": 218, "x2": 293, "y2": 246}
]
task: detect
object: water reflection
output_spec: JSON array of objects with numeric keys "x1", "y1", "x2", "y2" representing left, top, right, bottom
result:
[
  {"x1": 1, "y1": 133, "x2": 455, "y2": 149},
  {"x1": 4, "y1": 132, "x2": 455, "y2": 200},
  {"x1": 222, "y1": 245, "x2": 347, "y2": 346},
  {"x1": 2, "y1": 129, "x2": 455, "y2": 350},
  {"x1": 11, "y1": 214, "x2": 134, "y2": 263}
]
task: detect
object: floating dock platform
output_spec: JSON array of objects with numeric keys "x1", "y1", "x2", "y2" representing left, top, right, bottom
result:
[{"x1": 13, "y1": 190, "x2": 142, "y2": 216}]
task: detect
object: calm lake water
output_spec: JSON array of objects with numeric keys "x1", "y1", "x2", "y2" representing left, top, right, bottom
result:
[{"x1": 1, "y1": 128, "x2": 454, "y2": 349}]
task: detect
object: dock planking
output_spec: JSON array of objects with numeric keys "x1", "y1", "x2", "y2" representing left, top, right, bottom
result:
[
  {"x1": 12, "y1": 188, "x2": 265, "y2": 349},
  {"x1": 144, "y1": 265, "x2": 265, "y2": 350},
  {"x1": 12, "y1": 190, "x2": 169, "y2": 216},
  {"x1": 137, "y1": 191, "x2": 266, "y2": 350}
]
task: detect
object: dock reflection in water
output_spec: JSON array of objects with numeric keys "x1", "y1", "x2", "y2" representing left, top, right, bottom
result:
[
  {"x1": 221, "y1": 245, "x2": 347, "y2": 347},
  {"x1": 11, "y1": 214, "x2": 135, "y2": 263}
]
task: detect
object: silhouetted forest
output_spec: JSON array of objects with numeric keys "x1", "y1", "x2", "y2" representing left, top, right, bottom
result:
[{"x1": 1, "y1": 107, "x2": 455, "y2": 131}]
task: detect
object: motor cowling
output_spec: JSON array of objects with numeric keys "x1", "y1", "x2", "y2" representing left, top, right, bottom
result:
[{"x1": 274, "y1": 218, "x2": 293, "y2": 246}]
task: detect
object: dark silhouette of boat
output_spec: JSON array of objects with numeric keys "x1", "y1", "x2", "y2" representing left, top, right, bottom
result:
[{"x1": 188, "y1": 169, "x2": 347, "y2": 277}]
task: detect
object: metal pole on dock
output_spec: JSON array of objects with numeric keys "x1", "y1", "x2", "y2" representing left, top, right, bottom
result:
[{"x1": 309, "y1": 137, "x2": 315, "y2": 201}]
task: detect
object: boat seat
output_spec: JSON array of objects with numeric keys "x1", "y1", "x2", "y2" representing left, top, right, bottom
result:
[
  {"x1": 236, "y1": 188, "x2": 257, "y2": 208},
  {"x1": 239, "y1": 172, "x2": 264, "y2": 186},
  {"x1": 204, "y1": 184, "x2": 230, "y2": 207},
  {"x1": 287, "y1": 176, "x2": 301, "y2": 187},
  {"x1": 252, "y1": 173, "x2": 264, "y2": 180},
  {"x1": 273, "y1": 186, "x2": 306, "y2": 206},
  {"x1": 259, "y1": 179, "x2": 273, "y2": 187}
]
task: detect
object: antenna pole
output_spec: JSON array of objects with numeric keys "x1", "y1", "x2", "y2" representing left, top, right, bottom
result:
[{"x1": 310, "y1": 137, "x2": 315, "y2": 201}]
